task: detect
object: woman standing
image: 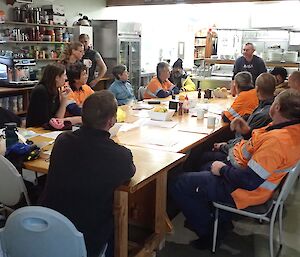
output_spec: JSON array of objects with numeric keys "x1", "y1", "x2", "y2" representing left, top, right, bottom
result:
[
  {"x1": 60, "y1": 42, "x2": 84, "y2": 66},
  {"x1": 26, "y1": 63, "x2": 80, "y2": 127}
]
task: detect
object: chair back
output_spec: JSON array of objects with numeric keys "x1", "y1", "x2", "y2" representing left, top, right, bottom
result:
[
  {"x1": 138, "y1": 86, "x2": 146, "y2": 101},
  {"x1": 0, "y1": 156, "x2": 30, "y2": 206},
  {"x1": 0, "y1": 206, "x2": 87, "y2": 257},
  {"x1": 277, "y1": 161, "x2": 300, "y2": 203}
]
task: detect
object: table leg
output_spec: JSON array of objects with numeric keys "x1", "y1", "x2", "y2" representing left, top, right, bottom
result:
[
  {"x1": 114, "y1": 190, "x2": 128, "y2": 257},
  {"x1": 155, "y1": 172, "x2": 167, "y2": 235}
]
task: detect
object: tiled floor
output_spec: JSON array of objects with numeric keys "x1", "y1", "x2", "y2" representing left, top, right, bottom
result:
[{"x1": 158, "y1": 182, "x2": 300, "y2": 257}]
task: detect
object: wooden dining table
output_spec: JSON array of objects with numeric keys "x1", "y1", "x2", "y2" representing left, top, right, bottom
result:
[{"x1": 23, "y1": 92, "x2": 234, "y2": 257}]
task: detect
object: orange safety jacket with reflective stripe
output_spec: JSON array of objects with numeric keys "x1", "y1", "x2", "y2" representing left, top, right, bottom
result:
[
  {"x1": 144, "y1": 77, "x2": 173, "y2": 99},
  {"x1": 223, "y1": 88, "x2": 259, "y2": 121},
  {"x1": 229, "y1": 122, "x2": 300, "y2": 209}
]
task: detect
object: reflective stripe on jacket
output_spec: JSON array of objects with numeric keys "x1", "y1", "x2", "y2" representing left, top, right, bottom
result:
[
  {"x1": 223, "y1": 88, "x2": 259, "y2": 121},
  {"x1": 143, "y1": 77, "x2": 173, "y2": 99},
  {"x1": 230, "y1": 122, "x2": 300, "y2": 209}
]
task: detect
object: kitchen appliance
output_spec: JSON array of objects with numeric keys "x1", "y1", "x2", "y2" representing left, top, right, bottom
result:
[
  {"x1": 0, "y1": 56, "x2": 38, "y2": 87},
  {"x1": 92, "y1": 20, "x2": 141, "y2": 97}
]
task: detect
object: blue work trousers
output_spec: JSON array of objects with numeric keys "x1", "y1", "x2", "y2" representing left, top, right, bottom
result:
[{"x1": 169, "y1": 170, "x2": 235, "y2": 237}]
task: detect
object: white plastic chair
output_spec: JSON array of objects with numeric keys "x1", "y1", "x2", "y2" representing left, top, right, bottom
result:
[
  {"x1": 212, "y1": 161, "x2": 300, "y2": 257},
  {"x1": 0, "y1": 206, "x2": 87, "y2": 257},
  {"x1": 0, "y1": 155, "x2": 30, "y2": 213}
]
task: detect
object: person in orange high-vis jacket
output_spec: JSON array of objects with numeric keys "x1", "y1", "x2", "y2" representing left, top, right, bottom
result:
[
  {"x1": 66, "y1": 62, "x2": 94, "y2": 116},
  {"x1": 222, "y1": 71, "x2": 259, "y2": 122},
  {"x1": 144, "y1": 62, "x2": 179, "y2": 99},
  {"x1": 170, "y1": 89, "x2": 300, "y2": 250}
]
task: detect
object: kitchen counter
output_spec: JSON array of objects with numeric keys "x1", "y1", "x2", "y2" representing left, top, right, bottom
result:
[
  {"x1": 204, "y1": 58, "x2": 300, "y2": 68},
  {"x1": 190, "y1": 76, "x2": 231, "y2": 90}
]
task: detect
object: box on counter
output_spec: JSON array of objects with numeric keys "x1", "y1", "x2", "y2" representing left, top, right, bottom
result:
[
  {"x1": 48, "y1": 15, "x2": 66, "y2": 25},
  {"x1": 42, "y1": 4, "x2": 65, "y2": 16}
]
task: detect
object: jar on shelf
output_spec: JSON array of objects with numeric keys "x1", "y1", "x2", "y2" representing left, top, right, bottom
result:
[{"x1": 55, "y1": 28, "x2": 63, "y2": 42}]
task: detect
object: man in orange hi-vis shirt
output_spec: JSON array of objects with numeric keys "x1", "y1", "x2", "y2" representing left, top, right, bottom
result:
[
  {"x1": 222, "y1": 71, "x2": 258, "y2": 123},
  {"x1": 170, "y1": 89, "x2": 300, "y2": 250},
  {"x1": 144, "y1": 62, "x2": 179, "y2": 99}
]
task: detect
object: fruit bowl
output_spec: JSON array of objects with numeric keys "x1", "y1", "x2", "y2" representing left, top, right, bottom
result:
[{"x1": 149, "y1": 109, "x2": 175, "y2": 121}]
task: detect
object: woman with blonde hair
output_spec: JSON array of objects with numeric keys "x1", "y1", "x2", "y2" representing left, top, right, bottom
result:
[{"x1": 60, "y1": 42, "x2": 84, "y2": 66}]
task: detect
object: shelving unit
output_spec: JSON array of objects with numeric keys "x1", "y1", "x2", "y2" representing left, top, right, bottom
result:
[
  {"x1": 194, "y1": 29, "x2": 217, "y2": 66},
  {"x1": 0, "y1": 86, "x2": 34, "y2": 116},
  {"x1": 0, "y1": 41, "x2": 70, "y2": 44},
  {"x1": 3, "y1": 21, "x2": 72, "y2": 29}
]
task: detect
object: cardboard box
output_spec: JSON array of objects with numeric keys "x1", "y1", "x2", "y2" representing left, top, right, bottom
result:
[{"x1": 42, "y1": 4, "x2": 65, "y2": 16}]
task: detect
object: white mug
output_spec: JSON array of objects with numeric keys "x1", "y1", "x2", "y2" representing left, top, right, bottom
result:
[
  {"x1": 83, "y1": 59, "x2": 92, "y2": 68},
  {"x1": 197, "y1": 109, "x2": 205, "y2": 120},
  {"x1": 207, "y1": 116, "x2": 216, "y2": 129}
]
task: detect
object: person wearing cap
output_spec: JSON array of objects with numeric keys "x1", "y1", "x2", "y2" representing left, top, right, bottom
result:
[
  {"x1": 231, "y1": 43, "x2": 267, "y2": 96},
  {"x1": 222, "y1": 71, "x2": 259, "y2": 123},
  {"x1": 169, "y1": 58, "x2": 196, "y2": 92},
  {"x1": 170, "y1": 89, "x2": 300, "y2": 250},
  {"x1": 270, "y1": 67, "x2": 288, "y2": 95}
]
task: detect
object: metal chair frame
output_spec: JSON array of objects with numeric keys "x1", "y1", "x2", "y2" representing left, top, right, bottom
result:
[{"x1": 212, "y1": 161, "x2": 300, "y2": 257}]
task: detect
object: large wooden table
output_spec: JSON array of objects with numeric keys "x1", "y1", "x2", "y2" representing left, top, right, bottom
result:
[
  {"x1": 24, "y1": 140, "x2": 185, "y2": 257},
  {"x1": 24, "y1": 93, "x2": 233, "y2": 257}
]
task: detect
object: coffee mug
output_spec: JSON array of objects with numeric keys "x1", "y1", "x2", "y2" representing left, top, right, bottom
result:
[
  {"x1": 207, "y1": 116, "x2": 216, "y2": 129},
  {"x1": 197, "y1": 109, "x2": 205, "y2": 120},
  {"x1": 83, "y1": 59, "x2": 92, "y2": 68}
]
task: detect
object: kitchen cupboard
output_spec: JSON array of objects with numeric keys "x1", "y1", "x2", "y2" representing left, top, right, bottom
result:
[
  {"x1": 106, "y1": 0, "x2": 275, "y2": 7},
  {"x1": 0, "y1": 87, "x2": 33, "y2": 116}
]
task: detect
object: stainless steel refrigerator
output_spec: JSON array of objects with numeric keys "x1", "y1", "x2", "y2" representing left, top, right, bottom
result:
[{"x1": 92, "y1": 20, "x2": 141, "y2": 96}]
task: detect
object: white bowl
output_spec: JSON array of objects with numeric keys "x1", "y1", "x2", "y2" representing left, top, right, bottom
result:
[{"x1": 148, "y1": 110, "x2": 175, "y2": 121}]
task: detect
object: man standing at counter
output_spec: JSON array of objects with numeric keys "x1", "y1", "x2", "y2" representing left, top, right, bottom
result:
[{"x1": 231, "y1": 43, "x2": 266, "y2": 96}]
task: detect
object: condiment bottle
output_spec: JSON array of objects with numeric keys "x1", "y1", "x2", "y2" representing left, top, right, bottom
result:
[
  {"x1": 198, "y1": 86, "x2": 201, "y2": 99},
  {"x1": 178, "y1": 102, "x2": 183, "y2": 116},
  {"x1": 182, "y1": 95, "x2": 189, "y2": 114},
  {"x1": 4, "y1": 122, "x2": 18, "y2": 148}
]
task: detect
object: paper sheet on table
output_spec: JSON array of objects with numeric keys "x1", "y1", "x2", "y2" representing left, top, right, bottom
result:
[
  {"x1": 143, "y1": 119, "x2": 178, "y2": 128},
  {"x1": 18, "y1": 130, "x2": 40, "y2": 139},
  {"x1": 132, "y1": 103, "x2": 153, "y2": 110},
  {"x1": 42, "y1": 131, "x2": 64, "y2": 139},
  {"x1": 178, "y1": 127, "x2": 214, "y2": 135},
  {"x1": 132, "y1": 110, "x2": 150, "y2": 118},
  {"x1": 119, "y1": 119, "x2": 146, "y2": 132},
  {"x1": 142, "y1": 136, "x2": 178, "y2": 147},
  {"x1": 43, "y1": 149, "x2": 52, "y2": 155}
]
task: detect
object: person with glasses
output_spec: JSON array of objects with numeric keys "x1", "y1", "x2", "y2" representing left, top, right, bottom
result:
[{"x1": 231, "y1": 43, "x2": 267, "y2": 96}]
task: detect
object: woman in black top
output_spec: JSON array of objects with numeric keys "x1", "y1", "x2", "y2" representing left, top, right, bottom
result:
[{"x1": 26, "y1": 63, "x2": 74, "y2": 127}]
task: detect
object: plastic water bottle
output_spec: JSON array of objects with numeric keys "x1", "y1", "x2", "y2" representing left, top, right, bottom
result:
[{"x1": 4, "y1": 122, "x2": 18, "y2": 148}]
